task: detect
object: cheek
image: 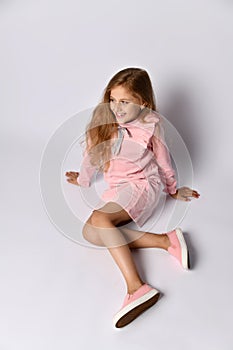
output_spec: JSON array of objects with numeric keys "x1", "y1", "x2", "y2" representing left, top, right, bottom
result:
[
  {"x1": 109, "y1": 102, "x2": 114, "y2": 111},
  {"x1": 126, "y1": 105, "x2": 140, "y2": 116}
]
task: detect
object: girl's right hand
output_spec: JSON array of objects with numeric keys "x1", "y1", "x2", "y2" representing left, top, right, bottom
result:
[
  {"x1": 65, "y1": 171, "x2": 80, "y2": 186},
  {"x1": 169, "y1": 186, "x2": 200, "y2": 201}
]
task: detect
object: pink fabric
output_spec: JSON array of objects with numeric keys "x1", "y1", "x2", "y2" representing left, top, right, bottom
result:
[
  {"x1": 78, "y1": 111, "x2": 177, "y2": 227},
  {"x1": 121, "y1": 284, "x2": 153, "y2": 309},
  {"x1": 167, "y1": 229, "x2": 182, "y2": 262}
]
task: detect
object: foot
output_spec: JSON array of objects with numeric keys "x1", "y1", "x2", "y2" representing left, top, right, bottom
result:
[
  {"x1": 113, "y1": 284, "x2": 160, "y2": 328},
  {"x1": 167, "y1": 228, "x2": 190, "y2": 270}
]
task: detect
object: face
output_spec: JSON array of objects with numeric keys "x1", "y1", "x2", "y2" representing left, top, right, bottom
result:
[{"x1": 109, "y1": 85, "x2": 144, "y2": 124}]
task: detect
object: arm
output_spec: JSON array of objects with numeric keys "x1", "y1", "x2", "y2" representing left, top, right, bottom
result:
[
  {"x1": 151, "y1": 123, "x2": 177, "y2": 195},
  {"x1": 66, "y1": 136, "x2": 97, "y2": 187},
  {"x1": 77, "y1": 147, "x2": 97, "y2": 187},
  {"x1": 151, "y1": 122, "x2": 200, "y2": 201}
]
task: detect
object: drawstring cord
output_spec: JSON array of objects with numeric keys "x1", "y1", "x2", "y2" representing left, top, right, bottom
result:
[{"x1": 112, "y1": 126, "x2": 132, "y2": 156}]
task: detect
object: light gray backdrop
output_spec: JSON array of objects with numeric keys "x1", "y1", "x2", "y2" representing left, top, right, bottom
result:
[{"x1": 1, "y1": 0, "x2": 233, "y2": 349}]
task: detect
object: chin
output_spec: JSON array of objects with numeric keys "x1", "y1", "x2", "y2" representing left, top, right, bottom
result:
[{"x1": 117, "y1": 118, "x2": 127, "y2": 123}]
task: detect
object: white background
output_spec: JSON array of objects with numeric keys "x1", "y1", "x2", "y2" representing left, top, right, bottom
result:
[{"x1": 1, "y1": 0, "x2": 233, "y2": 349}]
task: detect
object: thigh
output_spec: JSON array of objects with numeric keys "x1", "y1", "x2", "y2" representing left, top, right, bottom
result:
[{"x1": 93, "y1": 201, "x2": 132, "y2": 227}]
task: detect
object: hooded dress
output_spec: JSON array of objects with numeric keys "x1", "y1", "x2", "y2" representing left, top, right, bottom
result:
[{"x1": 78, "y1": 111, "x2": 177, "y2": 227}]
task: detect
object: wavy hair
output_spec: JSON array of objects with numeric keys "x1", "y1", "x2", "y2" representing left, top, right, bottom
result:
[{"x1": 85, "y1": 68, "x2": 158, "y2": 172}]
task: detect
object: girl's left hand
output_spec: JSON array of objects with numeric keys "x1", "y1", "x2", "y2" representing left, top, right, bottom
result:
[
  {"x1": 169, "y1": 186, "x2": 200, "y2": 201},
  {"x1": 65, "y1": 171, "x2": 80, "y2": 186}
]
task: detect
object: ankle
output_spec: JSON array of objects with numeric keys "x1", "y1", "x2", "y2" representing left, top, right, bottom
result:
[
  {"x1": 163, "y1": 234, "x2": 171, "y2": 251},
  {"x1": 127, "y1": 281, "x2": 144, "y2": 295}
]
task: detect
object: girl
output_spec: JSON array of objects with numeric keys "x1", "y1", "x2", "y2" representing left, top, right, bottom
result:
[{"x1": 65, "y1": 67, "x2": 200, "y2": 328}]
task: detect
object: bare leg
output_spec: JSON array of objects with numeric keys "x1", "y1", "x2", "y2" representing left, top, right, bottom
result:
[
  {"x1": 119, "y1": 227, "x2": 171, "y2": 250},
  {"x1": 83, "y1": 202, "x2": 144, "y2": 294},
  {"x1": 108, "y1": 244, "x2": 144, "y2": 294}
]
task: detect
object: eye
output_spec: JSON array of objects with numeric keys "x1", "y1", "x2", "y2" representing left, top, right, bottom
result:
[{"x1": 121, "y1": 101, "x2": 129, "y2": 105}]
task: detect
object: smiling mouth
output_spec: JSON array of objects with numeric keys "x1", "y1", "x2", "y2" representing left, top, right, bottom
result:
[{"x1": 116, "y1": 113, "x2": 126, "y2": 118}]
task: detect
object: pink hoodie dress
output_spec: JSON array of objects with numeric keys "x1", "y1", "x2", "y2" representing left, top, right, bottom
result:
[{"x1": 78, "y1": 111, "x2": 177, "y2": 227}]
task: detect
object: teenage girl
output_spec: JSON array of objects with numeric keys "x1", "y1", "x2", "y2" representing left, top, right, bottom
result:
[{"x1": 65, "y1": 67, "x2": 200, "y2": 328}]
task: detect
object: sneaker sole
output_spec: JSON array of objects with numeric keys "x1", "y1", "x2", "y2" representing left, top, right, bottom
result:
[
  {"x1": 175, "y1": 228, "x2": 190, "y2": 270},
  {"x1": 113, "y1": 289, "x2": 160, "y2": 328}
]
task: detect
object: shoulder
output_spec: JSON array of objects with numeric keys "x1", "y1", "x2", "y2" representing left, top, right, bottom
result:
[
  {"x1": 143, "y1": 111, "x2": 161, "y2": 124},
  {"x1": 136, "y1": 111, "x2": 162, "y2": 136}
]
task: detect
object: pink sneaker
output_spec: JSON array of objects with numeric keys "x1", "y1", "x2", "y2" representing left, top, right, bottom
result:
[
  {"x1": 167, "y1": 227, "x2": 190, "y2": 270},
  {"x1": 113, "y1": 284, "x2": 160, "y2": 328}
]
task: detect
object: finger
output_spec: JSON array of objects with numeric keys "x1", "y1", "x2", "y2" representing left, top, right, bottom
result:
[
  {"x1": 66, "y1": 171, "x2": 78, "y2": 176},
  {"x1": 69, "y1": 173, "x2": 78, "y2": 179},
  {"x1": 192, "y1": 191, "x2": 200, "y2": 198},
  {"x1": 67, "y1": 178, "x2": 79, "y2": 186},
  {"x1": 181, "y1": 192, "x2": 190, "y2": 198},
  {"x1": 192, "y1": 193, "x2": 199, "y2": 198},
  {"x1": 185, "y1": 191, "x2": 193, "y2": 197},
  {"x1": 71, "y1": 172, "x2": 79, "y2": 177},
  {"x1": 66, "y1": 172, "x2": 75, "y2": 177},
  {"x1": 192, "y1": 189, "x2": 200, "y2": 195}
]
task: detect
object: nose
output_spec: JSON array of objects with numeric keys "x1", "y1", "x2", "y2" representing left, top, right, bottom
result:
[{"x1": 115, "y1": 102, "x2": 123, "y2": 113}]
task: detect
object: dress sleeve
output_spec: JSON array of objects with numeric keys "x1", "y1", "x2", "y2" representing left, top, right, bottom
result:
[
  {"x1": 151, "y1": 121, "x2": 177, "y2": 195},
  {"x1": 78, "y1": 139, "x2": 97, "y2": 187}
]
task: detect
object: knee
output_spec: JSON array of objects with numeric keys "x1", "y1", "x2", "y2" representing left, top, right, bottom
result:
[
  {"x1": 82, "y1": 215, "x2": 104, "y2": 246},
  {"x1": 82, "y1": 217, "x2": 94, "y2": 241},
  {"x1": 89, "y1": 210, "x2": 113, "y2": 228},
  {"x1": 82, "y1": 210, "x2": 113, "y2": 245}
]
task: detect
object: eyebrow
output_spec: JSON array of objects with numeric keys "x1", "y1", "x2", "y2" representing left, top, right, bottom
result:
[{"x1": 110, "y1": 95, "x2": 132, "y2": 101}]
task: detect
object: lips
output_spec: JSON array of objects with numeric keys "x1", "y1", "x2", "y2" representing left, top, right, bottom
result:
[{"x1": 116, "y1": 113, "x2": 126, "y2": 118}]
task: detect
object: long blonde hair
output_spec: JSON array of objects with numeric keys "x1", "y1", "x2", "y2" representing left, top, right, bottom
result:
[{"x1": 85, "y1": 67, "x2": 158, "y2": 171}]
